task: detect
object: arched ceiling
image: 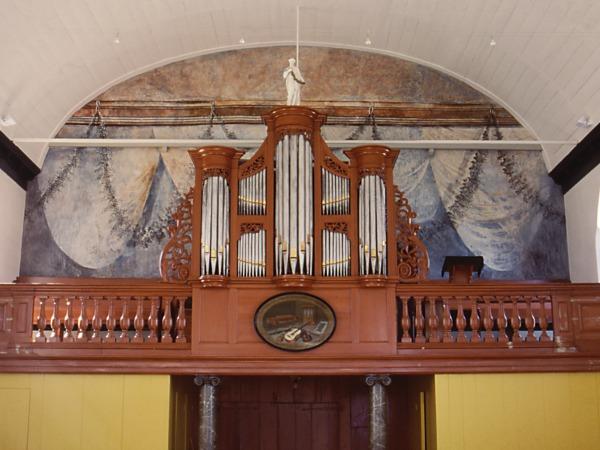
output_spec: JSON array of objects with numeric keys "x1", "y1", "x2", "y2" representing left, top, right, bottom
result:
[{"x1": 1, "y1": 0, "x2": 599, "y2": 169}]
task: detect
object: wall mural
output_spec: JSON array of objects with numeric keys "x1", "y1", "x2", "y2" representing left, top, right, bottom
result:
[{"x1": 20, "y1": 47, "x2": 569, "y2": 280}]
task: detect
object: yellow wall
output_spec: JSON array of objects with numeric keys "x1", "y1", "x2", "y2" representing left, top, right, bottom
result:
[
  {"x1": 0, "y1": 374, "x2": 170, "y2": 450},
  {"x1": 434, "y1": 373, "x2": 600, "y2": 450}
]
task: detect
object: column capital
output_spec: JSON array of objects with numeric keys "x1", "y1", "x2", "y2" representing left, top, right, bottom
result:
[
  {"x1": 365, "y1": 374, "x2": 391, "y2": 387},
  {"x1": 194, "y1": 375, "x2": 221, "y2": 387}
]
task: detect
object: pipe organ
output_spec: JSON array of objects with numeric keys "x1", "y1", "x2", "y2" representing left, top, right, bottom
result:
[{"x1": 163, "y1": 106, "x2": 429, "y2": 286}]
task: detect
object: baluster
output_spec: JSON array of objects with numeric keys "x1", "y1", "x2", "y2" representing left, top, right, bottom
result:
[
  {"x1": 482, "y1": 296, "x2": 495, "y2": 343},
  {"x1": 414, "y1": 296, "x2": 426, "y2": 344},
  {"x1": 103, "y1": 296, "x2": 117, "y2": 343},
  {"x1": 510, "y1": 297, "x2": 523, "y2": 343},
  {"x1": 455, "y1": 297, "x2": 467, "y2": 343},
  {"x1": 399, "y1": 297, "x2": 412, "y2": 343},
  {"x1": 118, "y1": 297, "x2": 130, "y2": 343},
  {"x1": 48, "y1": 296, "x2": 61, "y2": 343},
  {"x1": 63, "y1": 296, "x2": 75, "y2": 343},
  {"x1": 161, "y1": 297, "x2": 174, "y2": 344},
  {"x1": 132, "y1": 296, "x2": 145, "y2": 343},
  {"x1": 35, "y1": 296, "x2": 47, "y2": 343},
  {"x1": 427, "y1": 297, "x2": 440, "y2": 343},
  {"x1": 441, "y1": 297, "x2": 454, "y2": 343},
  {"x1": 469, "y1": 297, "x2": 481, "y2": 343},
  {"x1": 90, "y1": 297, "x2": 102, "y2": 343},
  {"x1": 175, "y1": 297, "x2": 187, "y2": 343},
  {"x1": 538, "y1": 296, "x2": 551, "y2": 342},
  {"x1": 524, "y1": 296, "x2": 538, "y2": 343},
  {"x1": 147, "y1": 297, "x2": 159, "y2": 344},
  {"x1": 76, "y1": 296, "x2": 89, "y2": 342},
  {"x1": 496, "y1": 297, "x2": 509, "y2": 344}
]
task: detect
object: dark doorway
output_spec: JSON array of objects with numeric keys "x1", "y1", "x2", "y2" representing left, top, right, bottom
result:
[{"x1": 170, "y1": 375, "x2": 433, "y2": 450}]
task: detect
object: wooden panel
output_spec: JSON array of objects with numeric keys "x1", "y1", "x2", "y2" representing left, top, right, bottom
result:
[
  {"x1": 0, "y1": 387, "x2": 30, "y2": 450},
  {"x1": 192, "y1": 284, "x2": 397, "y2": 357},
  {"x1": 0, "y1": 374, "x2": 171, "y2": 450},
  {"x1": 434, "y1": 373, "x2": 600, "y2": 450}
]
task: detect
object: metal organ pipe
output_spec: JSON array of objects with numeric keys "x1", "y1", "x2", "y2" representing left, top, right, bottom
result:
[
  {"x1": 321, "y1": 169, "x2": 349, "y2": 215},
  {"x1": 201, "y1": 175, "x2": 230, "y2": 276},
  {"x1": 275, "y1": 133, "x2": 314, "y2": 276},
  {"x1": 238, "y1": 169, "x2": 266, "y2": 215},
  {"x1": 358, "y1": 174, "x2": 387, "y2": 276},
  {"x1": 237, "y1": 229, "x2": 266, "y2": 277}
]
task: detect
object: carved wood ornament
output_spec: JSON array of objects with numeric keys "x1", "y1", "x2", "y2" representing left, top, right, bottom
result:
[
  {"x1": 160, "y1": 188, "x2": 194, "y2": 282},
  {"x1": 394, "y1": 187, "x2": 429, "y2": 281}
]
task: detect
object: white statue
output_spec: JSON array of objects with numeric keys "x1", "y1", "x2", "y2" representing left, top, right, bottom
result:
[{"x1": 283, "y1": 58, "x2": 305, "y2": 105}]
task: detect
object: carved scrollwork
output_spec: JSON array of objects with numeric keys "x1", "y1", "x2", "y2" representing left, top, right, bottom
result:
[
  {"x1": 324, "y1": 156, "x2": 349, "y2": 177},
  {"x1": 395, "y1": 187, "x2": 429, "y2": 282},
  {"x1": 323, "y1": 222, "x2": 349, "y2": 235},
  {"x1": 359, "y1": 168, "x2": 385, "y2": 179},
  {"x1": 240, "y1": 155, "x2": 265, "y2": 178},
  {"x1": 240, "y1": 223, "x2": 264, "y2": 234},
  {"x1": 203, "y1": 168, "x2": 229, "y2": 179},
  {"x1": 160, "y1": 188, "x2": 194, "y2": 282}
]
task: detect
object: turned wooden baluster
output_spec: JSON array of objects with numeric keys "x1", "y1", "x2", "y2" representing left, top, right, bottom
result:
[
  {"x1": 118, "y1": 297, "x2": 130, "y2": 343},
  {"x1": 48, "y1": 296, "x2": 61, "y2": 343},
  {"x1": 63, "y1": 297, "x2": 75, "y2": 343},
  {"x1": 90, "y1": 297, "x2": 102, "y2": 343},
  {"x1": 469, "y1": 297, "x2": 481, "y2": 343},
  {"x1": 175, "y1": 297, "x2": 187, "y2": 344},
  {"x1": 147, "y1": 297, "x2": 159, "y2": 344},
  {"x1": 161, "y1": 297, "x2": 174, "y2": 344},
  {"x1": 414, "y1": 296, "x2": 426, "y2": 344},
  {"x1": 399, "y1": 297, "x2": 412, "y2": 343},
  {"x1": 441, "y1": 297, "x2": 454, "y2": 343},
  {"x1": 496, "y1": 298, "x2": 509, "y2": 344},
  {"x1": 103, "y1": 296, "x2": 117, "y2": 343},
  {"x1": 76, "y1": 296, "x2": 89, "y2": 342},
  {"x1": 524, "y1": 296, "x2": 538, "y2": 343},
  {"x1": 482, "y1": 296, "x2": 495, "y2": 343},
  {"x1": 455, "y1": 297, "x2": 467, "y2": 343},
  {"x1": 538, "y1": 296, "x2": 552, "y2": 342},
  {"x1": 510, "y1": 297, "x2": 523, "y2": 343},
  {"x1": 427, "y1": 297, "x2": 440, "y2": 343},
  {"x1": 35, "y1": 296, "x2": 48, "y2": 343},
  {"x1": 132, "y1": 296, "x2": 145, "y2": 343}
]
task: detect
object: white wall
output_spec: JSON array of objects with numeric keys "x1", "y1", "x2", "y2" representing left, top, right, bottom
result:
[
  {"x1": 0, "y1": 171, "x2": 26, "y2": 282},
  {"x1": 565, "y1": 163, "x2": 600, "y2": 282}
]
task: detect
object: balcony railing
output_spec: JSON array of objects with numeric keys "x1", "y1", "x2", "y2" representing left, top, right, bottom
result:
[
  {"x1": 0, "y1": 278, "x2": 599, "y2": 374},
  {"x1": 397, "y1": 295, "x2": 554, "y2": 347}
]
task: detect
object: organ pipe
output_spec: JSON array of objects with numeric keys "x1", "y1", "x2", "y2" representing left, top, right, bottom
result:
[
  {"x1": 358, "y1": 174, "x2": 387, "y2": 276},
  {"x1": 275, "y1": 133, "x2": 314, "y2": 275},
  {"x1": 238, "y1": 229, "x2": 266, "y2": 277},
  {"x1": 201, "y1": 175, "x2": 230, "y2": 276}
]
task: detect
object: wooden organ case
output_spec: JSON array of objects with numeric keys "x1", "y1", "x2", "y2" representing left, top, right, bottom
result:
[{"x1": 161, "y1": 106, "x2": 429, "y2": 359}]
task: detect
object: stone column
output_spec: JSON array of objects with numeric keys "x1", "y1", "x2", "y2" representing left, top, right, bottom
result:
[
  {"x1": 365, "y1": 374, "x2": 392, "y2": 450},
  {"x1": 194, "y1": 375, "x2": 221, "y2": 450}
]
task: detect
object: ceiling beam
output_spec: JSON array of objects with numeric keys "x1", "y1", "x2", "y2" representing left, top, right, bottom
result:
[
  {"x1": 0, "y1": 131, "x2": 40, "y2": 190},
  {"x1": 550, "y1": 123, "x2": 600, "y2": 193}
]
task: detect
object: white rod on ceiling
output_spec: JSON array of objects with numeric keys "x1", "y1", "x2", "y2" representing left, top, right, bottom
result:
[
  {"x1": 12, "y1": 138, "x2": 576, "y2": 150},
  {"x1": 296, "y1": 5, "x2": 300, "y2": 65}
]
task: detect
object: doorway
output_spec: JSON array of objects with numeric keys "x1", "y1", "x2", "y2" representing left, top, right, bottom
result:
[{"x1": 170, "y1": 375, "x2": 433, "y2": 450}]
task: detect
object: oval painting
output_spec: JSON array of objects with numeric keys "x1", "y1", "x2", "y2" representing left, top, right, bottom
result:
[{"x1": 254, "y1": 293, "x2": 336, "y2": 351}]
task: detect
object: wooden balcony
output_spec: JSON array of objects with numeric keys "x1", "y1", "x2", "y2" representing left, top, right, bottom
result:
[{"x1": 1, "y1": 278, "x2": 599, "y2": 375}]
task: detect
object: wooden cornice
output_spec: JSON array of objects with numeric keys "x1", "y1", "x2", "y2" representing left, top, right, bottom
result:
[{"x1": 65, "y1": 100, "x2": 521, "y2": 128}]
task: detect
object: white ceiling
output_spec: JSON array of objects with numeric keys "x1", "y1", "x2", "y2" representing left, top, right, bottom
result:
[{"x1": 1, "y1": 0, "x2": 600, "y2": 169}]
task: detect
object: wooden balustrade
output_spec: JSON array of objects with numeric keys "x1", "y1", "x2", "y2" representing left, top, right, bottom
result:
[
  {"x1": 397, "y1": 294, "x2": 554, "y2": 347},
  {"x1": 31, "y1": 294, "x2": 189, "y2": 344},
  {"x1": 1, "y1": 279, "x2": 600, "y2": 374}
]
